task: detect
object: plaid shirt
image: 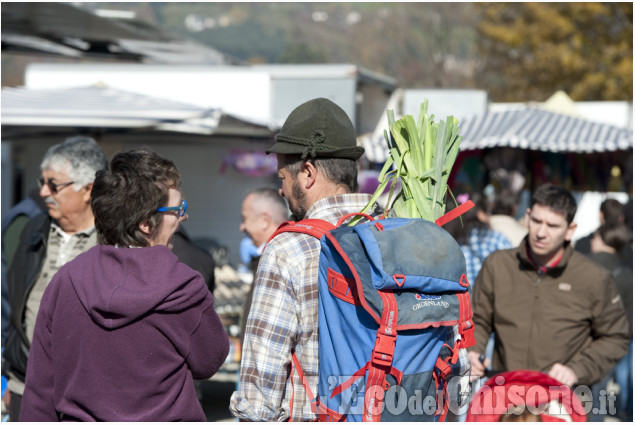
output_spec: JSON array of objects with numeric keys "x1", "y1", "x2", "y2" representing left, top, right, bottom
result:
[
  {"x1": 230, "y1": 194, "x2": 471, "y2": 421},
  {"x1": 460, "y1": 228, "x2": 513, "y2": 285}
]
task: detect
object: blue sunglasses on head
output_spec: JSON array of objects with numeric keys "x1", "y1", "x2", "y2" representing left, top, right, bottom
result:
[{"x1": 156, "y1": 199, "x2": 187, "y2": 217}]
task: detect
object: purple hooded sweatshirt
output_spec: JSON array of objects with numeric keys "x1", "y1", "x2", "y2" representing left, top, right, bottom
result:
[{"x1": 20, "y1": 244, "x2": 229, "y2": 421}]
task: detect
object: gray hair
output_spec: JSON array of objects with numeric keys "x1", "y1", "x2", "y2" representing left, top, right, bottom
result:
[
  {"x1": 247, "y1": 187, "x2": 290, "y2": 224},
  {"x1": 40, "y1": 136, "x2": 107, "y2": 190}
]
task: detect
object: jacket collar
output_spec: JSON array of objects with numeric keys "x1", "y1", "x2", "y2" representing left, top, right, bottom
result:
[
  {"x1": 516, "y1": 236, "x2": 574, "y2": 275},
  {"x1": 26, "y1": 214, "x2": 52, "y2": 251}
]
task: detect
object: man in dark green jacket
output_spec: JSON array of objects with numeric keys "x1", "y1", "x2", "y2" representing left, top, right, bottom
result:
[{"x1": 469, "y1": 184, "x2": 629, "y2": 388}]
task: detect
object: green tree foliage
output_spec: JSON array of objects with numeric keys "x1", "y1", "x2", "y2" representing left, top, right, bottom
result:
[
  {"x1": 277, "y1": 42, "x2": 328, "y2": 64},
  {"x1": 475, "y1": 2, "x2": 633, "y2": 101},
  {"x1": 151, "y1": 3, "x2": 479, "y2": 88},
  {"x1": 78, "y1": 2, "x2": 631, "y2": 101}
]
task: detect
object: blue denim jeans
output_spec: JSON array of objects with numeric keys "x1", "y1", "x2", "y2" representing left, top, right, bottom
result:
[
  {"x1": 614, "y1": 339, "x2": 633, "y2": 421},
  {"x1": 589, "y1": 338, "x2": 632, "y2": 421}
]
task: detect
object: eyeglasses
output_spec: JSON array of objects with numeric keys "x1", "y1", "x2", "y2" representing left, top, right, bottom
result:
[
  {"x1": 37, "y1": 177, "x2": 74, "y2": 194},
  {"x1": 156, "y1": 199, "x2": 187, "y2": 217}
]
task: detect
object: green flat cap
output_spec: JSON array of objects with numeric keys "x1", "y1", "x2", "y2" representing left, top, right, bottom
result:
[{"x1": 266, "y1": 97, "x2": 365, "y2": 160}]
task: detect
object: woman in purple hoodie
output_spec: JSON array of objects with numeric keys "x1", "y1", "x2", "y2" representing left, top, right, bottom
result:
[{"x1": 20, "y1": 149, "x2": 229, "y2": 421}]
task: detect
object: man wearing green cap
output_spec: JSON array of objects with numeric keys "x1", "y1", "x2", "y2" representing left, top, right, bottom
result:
[
  {"x1": 230, "y1": 98, "x2": 373, "y2": 421},
  {"x1": 229, "y1": 98, "x2": 469, "y2": 421},
  {"x1": 230, "y1": 98, "x2": 370, "y2": 421}
]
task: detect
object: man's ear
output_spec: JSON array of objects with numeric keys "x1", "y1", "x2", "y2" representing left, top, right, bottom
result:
[
  {"x1": 524, "y1": 208, "x2": 531, "y2": 227},
  {"x1": 303, "y1": 161, "x2": 317, "y2": 189},
  {"x1": 260, "y1": 212, "x2": 272, "y2": 230},
  {"x1": 565, "y1": 222, "x2": 577, "y2": 242},
  {"x1": 83, "y1": 183, "x2": 94, "y2": 203}
]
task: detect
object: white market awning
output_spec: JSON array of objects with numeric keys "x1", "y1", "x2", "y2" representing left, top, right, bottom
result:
[
  {"x1": 1, "y1": 86, "x2": 221, "y2": 133},
  {"x1": 458, "y1": 107, "x2": 633, "y2": 153},
  {"x1": 362, "y1": 106, "x2": 633, "y2": 163},
  {"x1": 1, "y1": 86, "x2": 275, "y2": 138}
]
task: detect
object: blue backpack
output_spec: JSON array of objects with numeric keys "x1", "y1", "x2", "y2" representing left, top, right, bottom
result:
[{"x1": 269, "y1": 203, "x2": 475, "y2": 422}]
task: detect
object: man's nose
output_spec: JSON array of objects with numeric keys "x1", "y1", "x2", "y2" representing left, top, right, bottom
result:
[
  {"x1": 278, "y1": 188, "x2": 284, "y2": 198},
  {"x1": 239, "y1": 222, "x2": 245, "y2": 232},
  {"x1": 536, "y1": 224, "x2": 547, "y2": 237},
  {"x1": 39, "y1": 183, "x2": 51, "y2": 197}
]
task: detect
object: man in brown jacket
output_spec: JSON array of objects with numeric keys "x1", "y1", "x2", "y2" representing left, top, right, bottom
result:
[{"x1": 469, "y1": 184, "x2": 629, "y2": 387}]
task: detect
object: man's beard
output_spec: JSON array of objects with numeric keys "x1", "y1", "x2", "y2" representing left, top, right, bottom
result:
[{"x1": 290, "y1": 179, "x2": 308, "y2": 221}]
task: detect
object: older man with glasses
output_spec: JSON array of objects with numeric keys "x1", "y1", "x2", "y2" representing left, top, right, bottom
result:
[{"x1": 2, "y1": 135, "x2": 107, "y2": 421}]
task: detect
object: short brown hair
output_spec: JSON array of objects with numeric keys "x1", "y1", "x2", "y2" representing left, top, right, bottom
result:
[
  {"x1": 597, "y1": 222, "x2": 630, "y2": 252},
  {"x1": 600, "y1": 199, "x2": 625, "y2": 225},
  {"x1": 530, "y1": 184, "x2": 577, "y2": 224},
  {"x1": 91, "y1": 149, "x2": 181, "y2": 247}
]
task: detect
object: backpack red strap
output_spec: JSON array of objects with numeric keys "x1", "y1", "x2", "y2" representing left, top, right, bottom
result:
[
  {"x1": 290, "y1": 352, "x2": 346, "y2": 422},
  {"x1": 335, "y1": 212, "x2": 375, "y2": 227},
  {"x1": 276, "y1": 217, "x2": 340, "y2": 421},
  {"x1": 268, "y1": 219, "x2": 335, "y2": 244},
  {"x1": 457, "y1": 291, "x2": 476, "y2": 348},
  {"x1": 434, "y1": 200, "x2": 475, "y2": 227},
  {"x1": 331, "y1": 361, "x2": 402, "y2": 399},
  {"x1": 364, "y1": 290, "x2": 399, "y2": 422}
]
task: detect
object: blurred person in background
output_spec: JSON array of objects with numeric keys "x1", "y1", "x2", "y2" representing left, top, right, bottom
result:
[
  {"x1": 1, "y1": 189, "x2": 46, "y2": 415},
  {"x1": 2, "y1": 136, "x2": 106, "y2": 421},
  {"x1": 469, "y1": 184, "x2": 629, "y2": 392},
  {"x1": 488, "y1": 189, "x2": 528, "y2": 247},
  {"x1": 574, "y1": 198, "x2": 626, "y2": 256},
  {"x1": 588, "y1": 222, "x2": 633, "y2": 422},
  {"x1": 238, "y1": 236, "x2": 259, "y2": 275},
  {"x1": 20, "y1": 149, "x2": 228, "y2": 421},
  {"x1": 443, "y1": 192, "x2": 512, "y2": 420},
  {"x1": 238, "y1": 187, "x2": 289, "y2": 344},
  {"x1": 171, "y1": 227, "x2": 216, "y2": 293},
  {"x1": 619, "y1": 196, "x2": 633, "y2": 270},
  {"x1": 1, "y1": 189, "x2": 46, "y2": 345},
  {"x1": 443, "y1": 192, "x2": 513, "y2": 286}
]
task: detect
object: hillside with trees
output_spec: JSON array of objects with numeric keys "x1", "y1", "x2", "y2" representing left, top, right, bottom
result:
[
  {"x1": 35, "y1": 3, "x2": 635, "y2": 102},
  {"x1": 475, "y1": 3, "x2": 633, "y2": 101}
]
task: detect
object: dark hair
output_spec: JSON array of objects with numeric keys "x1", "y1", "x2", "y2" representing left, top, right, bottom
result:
[
  {"x1": 282, "y1": 155, "x2": 358, "y2": 193},
  {"x1": 597, "y1": 222, "x2": 630, "y2": 253},
  {"x1": 91, "y1": 149, "x2": 181, "y2": 247},
  {"x1": 492, "y1": 190, "x2": 518, "y2": 217},
  {"x1": 530, "y1": 184, "x2": 577, "y2": 224},
  {"x1": 443, "y1": 193, "x2": 489, "y2": 245},
  {"x1": 600, "y1": 198, "x2": 625, "y2": 225},
  {"x1": 624, "y1": 197, "x2": 633, "y2": 233}
]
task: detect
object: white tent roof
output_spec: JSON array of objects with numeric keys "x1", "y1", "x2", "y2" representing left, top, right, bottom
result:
[{"x1": 1, "y1": 86, "x2": 273, "y2": 137}]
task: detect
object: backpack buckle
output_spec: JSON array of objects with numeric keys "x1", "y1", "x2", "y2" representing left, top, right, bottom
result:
[{"x1": 371, "y1": 332, "x2": 396, "y2": 367}]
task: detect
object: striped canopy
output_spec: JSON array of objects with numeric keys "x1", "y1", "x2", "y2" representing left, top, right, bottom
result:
[
  {"x1": 361, "y1": 106, "x2": 633, "y2": 163},
  {"x1": 459, "y1": 107, "x2": 633, "y2": 153}
]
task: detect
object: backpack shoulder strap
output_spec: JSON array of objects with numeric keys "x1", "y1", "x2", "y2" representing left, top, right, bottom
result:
[
  {"x1": 435, "y1": 200, "x2": 475, "y2": 227},
  {"x1": 267, "y1": 218, "x2": 335, "y2": 243}
]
